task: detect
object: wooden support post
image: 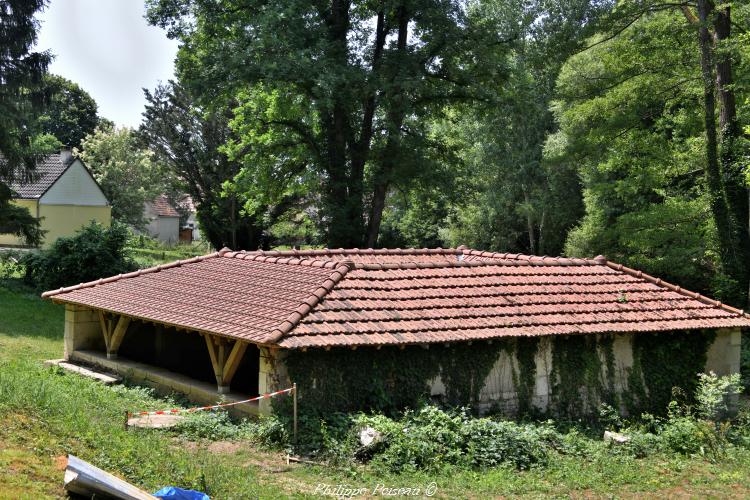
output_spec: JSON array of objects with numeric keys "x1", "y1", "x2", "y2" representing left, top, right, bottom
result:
[
  {"x1": 107, "y1": 316, "x2": 131, "y2": 359},
  {"x1": 98, "y1": 311, "x2": 113, "y2": 353},
  {"x1": 293, "y1": 382, "x2": 298, "y2": 446},
  {"x1": 204, "y1": 334, "x2": 247, "y2": 394},
  {"x1": 222, "y1": 341, "x2": 247, "y2": 388}
]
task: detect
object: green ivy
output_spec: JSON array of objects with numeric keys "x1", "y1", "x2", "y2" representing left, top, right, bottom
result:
[
  {"x1": 549, "y1": 335, "x2": 609, "y2": 418},
  {"x1": 626, "y1": 330, "x2": 715, "y2": 415},
  {"x1": 278, "y1": 330, "x2": 718, "y2": 425},
  {"x1": 514, "y1": 337, "x2": 539, "y2": 415}
]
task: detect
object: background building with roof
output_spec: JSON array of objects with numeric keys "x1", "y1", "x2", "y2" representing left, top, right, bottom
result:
[
  {"x1": 43, "y1": 247, "x2": 749, "y2": 417},
  {"x1": 143, "y1": 195, "x2": 181, "y2": 244},
  {"x1": 0, "y1": 150, "x2": 111, "y2": 247}
]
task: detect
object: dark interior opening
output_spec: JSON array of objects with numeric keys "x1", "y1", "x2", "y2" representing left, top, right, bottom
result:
[{"x1": 116, "y1": 320, "x2": 259, "y2": 396}]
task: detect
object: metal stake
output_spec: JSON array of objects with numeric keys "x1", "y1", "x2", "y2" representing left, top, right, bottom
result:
[{"x1": 292, "y1": 382, "x2": 298, "y2": 446}]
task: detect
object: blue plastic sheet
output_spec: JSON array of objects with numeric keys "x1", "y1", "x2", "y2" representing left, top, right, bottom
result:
[{"x1": 153, "y1": 486, "x2": 210, "y2": 500}]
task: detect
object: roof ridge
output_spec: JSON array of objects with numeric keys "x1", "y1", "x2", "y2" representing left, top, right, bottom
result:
[
  {"x1": 605, "y1": 260, "x2": 746, "y2": 317},
  {"x1": 238, "y1": 247, "x2": 462, "y2": 257},
  {"x1": 221, "y1": 250, "x2": 346, "y2": 269},
  {"x1": 230, "y1": 248, "x2": 604, "y2": 268},
  {"x1": 264, "y1": 262, "x2": 353, "y2": 344},
  {"x1": 352, "y1": 259, "x2": 598, "y2": 270},
  {"x1": 41, "y1": 252, "x2": 224, "y2": 299},
  {"x1": 459, "y1": 249, "x2": 602, "y2": 266}
]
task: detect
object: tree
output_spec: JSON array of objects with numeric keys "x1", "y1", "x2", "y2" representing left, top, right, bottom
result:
[
  {"x1": 555, "y1": 1, "x2": 749, "y2": 305},
  {"x1": 147, "y1": 0, "x2": 511, "y2": 248},
  {"x1": 77, "y1": 127, "x2": 165, "y2": 228},
  {"x1": 438, "y1": 0, "x2": 608, "y2": 255},
  {"x1": 0, "y1": 0, "x2": 50, "y2": 245},
  {"x1": 37, "y1": 75, "x2": 99, "y2": 149},
  {"x1": 139, "y1": 81, "x2": 268, "y2": 250}
]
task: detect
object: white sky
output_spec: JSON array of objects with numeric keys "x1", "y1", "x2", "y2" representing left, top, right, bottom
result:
[{"x1": 35, "y1": 0, "x2": 179, "y2": 128}]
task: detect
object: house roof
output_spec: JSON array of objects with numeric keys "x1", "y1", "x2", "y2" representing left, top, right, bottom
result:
[
  {"x1": 42, "y1": 248, "x2": 750, "y2": 349},
  {"x1": 8, "y1": 153, "x2": 75, "y2": 199},
  {"x1": 147, "y1": 195, "x2": 180, "y2": 217}
]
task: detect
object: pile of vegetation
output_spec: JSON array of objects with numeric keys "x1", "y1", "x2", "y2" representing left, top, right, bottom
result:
[{"x1": 241, "y1": 373, "x2": 749, "y2": 473}]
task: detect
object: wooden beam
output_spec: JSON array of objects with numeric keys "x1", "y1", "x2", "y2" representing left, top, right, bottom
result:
[
  {"x1": 97, "y1": 311, "x2": 113, "y2": 352},
  {"x1": 204, "y1": 334, "x2": 222, "y2": 384},
  {"x1": 107, "y1": 316, "x2": 131, "y2": 358},
  {"x1": 221, "y1": 341, "x2": 247, "y2": 386}
]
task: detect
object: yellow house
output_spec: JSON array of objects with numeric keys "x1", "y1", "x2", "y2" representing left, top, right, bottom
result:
[{"x1": 0, "y1": 151, "x2": 111, "y2": 247}]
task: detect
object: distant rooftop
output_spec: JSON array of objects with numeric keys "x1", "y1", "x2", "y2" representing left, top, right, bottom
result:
[{"x1": 8, "y1": 152, "x2": 74, "y2": 199}]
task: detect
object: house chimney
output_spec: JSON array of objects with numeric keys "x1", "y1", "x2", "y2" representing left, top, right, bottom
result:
[{"x1": 60, "y1": 149, "x2": 73, "y2": 165}]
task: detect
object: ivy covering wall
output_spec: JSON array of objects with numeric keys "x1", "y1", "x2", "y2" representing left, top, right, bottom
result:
[{"x1": 277, "y1": 330, "x2": 717, "y2": 421}]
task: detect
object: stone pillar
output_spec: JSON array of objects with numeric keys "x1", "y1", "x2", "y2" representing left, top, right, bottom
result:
[
  {"x1": 705, "y1": 328, "x2": 742, "y2": 376},
  {"x1": 63, "y1": 305, "x2": 104, "y2": 360},
  {"x1": 258, "y1": 347, "x2": 289, "y2": 415}
]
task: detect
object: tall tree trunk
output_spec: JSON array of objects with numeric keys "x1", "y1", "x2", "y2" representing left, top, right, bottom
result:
[
  {"x1": 696, "y1": 0, "x2": 744, "y2": 303},
  {"x1": 713, "y1": 4, "x2": 749, "y2": 305},
  {"x1": 366, "y1": 4, "x2": 408, "y2": 248},
  {"x1": 323, "y1": 0, "x2": 362, "y2": 248},
  {"x1": 523, "y1": 188, "x2": 536, "y2": 255},
  {"x1": 538, "y1": 207, "x2": 546, "y2": 256}
]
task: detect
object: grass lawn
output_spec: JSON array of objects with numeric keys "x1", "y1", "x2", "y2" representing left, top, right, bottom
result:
[{"x1": 1, "y1": 284, "x2": 750, "y2": 498}]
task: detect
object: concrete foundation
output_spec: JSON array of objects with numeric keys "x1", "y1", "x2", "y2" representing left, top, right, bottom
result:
[{"x1": 71, "y1": 350, "x2": 263, "y2": 417}]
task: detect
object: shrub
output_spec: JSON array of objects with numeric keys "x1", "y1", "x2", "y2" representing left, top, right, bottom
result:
[
  {"x1": 659, "y1": 413, "x2": 716, "y2": 456},
  {"x1": 354, "y1": 407, "x2": 555, "y2": 473},
  {"x1": 370, "y1": 406, "x2": 467, "y2": 472},
  {"x1": 463, "y1": 418, "x2": 550, "y2": 469},
  {"x1": 0, "y1": 249, "x2": 25, "y2": 279},
  {"x1": 695, "y1": 371, "x2": 742, "y2": 421},
  {"x1": 172, "y1": 411, "x2": 288, "y2": 444},
  {"x1": 23, "y1": 221, "x2": 136, "y2": 290},
  {"x1": 173, "y1": 411, "x2": 250, "y2": 441}
]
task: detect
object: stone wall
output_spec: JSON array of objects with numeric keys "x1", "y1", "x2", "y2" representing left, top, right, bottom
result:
[
  {"x1": 63, "y1": 304, "x2": 105, "y2": 360},
  {"x1": 424, "y1": 328, "x2": 741, "y2": 415}
]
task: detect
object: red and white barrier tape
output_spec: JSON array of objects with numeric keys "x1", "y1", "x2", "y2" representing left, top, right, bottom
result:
[{"x1": 128, "y1": 387, "x2": 294, "y2": 417}]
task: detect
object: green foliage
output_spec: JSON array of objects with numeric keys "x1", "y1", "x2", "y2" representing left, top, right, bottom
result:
[
  {"x1": 0, "y1": 0, "x2": 51, "y2": 245},
  {"x1": 556, "y1": 6, "x2": 750, "y2": 305},
  {"x1": 0, "y1": 0, "x2": 50, "y2": 175},
  {"x1": 549, "y1": 335, "x2": 615, "y2": 418},
  {"x1": 147, "y1": 0, "x2": 513, "y2": 248},
  {"x1": 37, "y1": 75, "x2": 99, "y2": 149},
  {"x1": 22, "y1": 221, "x2": 136, "y2": 290},
  {"x1": 355, "y1": 407, "x2": 554, "y2": 473},
  {"x1": 514, "y1": 337, "x2": 539, "y2": 415},
  {"x1": 695, "y1": 371, "x2": 743, "y2": 422},
  {"x1": 627, "y1": 330, "x2": 715, "y2": 415},
  {"x1": 0, "y1": 249, "x2": 24, "y2": 279},
  {"x1": 78, "y1": 126, "x2": 167, "y2": 228},
  {"x1": 281, "y1": 346, "x2": 440, "y2": 419},
  {"x1": 171, "y1": 411, "x2": 287, "y2": 445},
  {"x1": 0, "y1": 183, "x2": 44, "y2": 246},
  {"x1": 140, "y1": 82, "x2": 268, "y2": 250}
]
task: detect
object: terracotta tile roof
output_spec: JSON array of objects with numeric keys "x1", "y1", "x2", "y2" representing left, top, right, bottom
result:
[
  {"x1": 147, "y1": 195, "x2": 180, "y2": 217},
  {"x1": 42, "y1": 248, "x2": 750, "y2": 349}
]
